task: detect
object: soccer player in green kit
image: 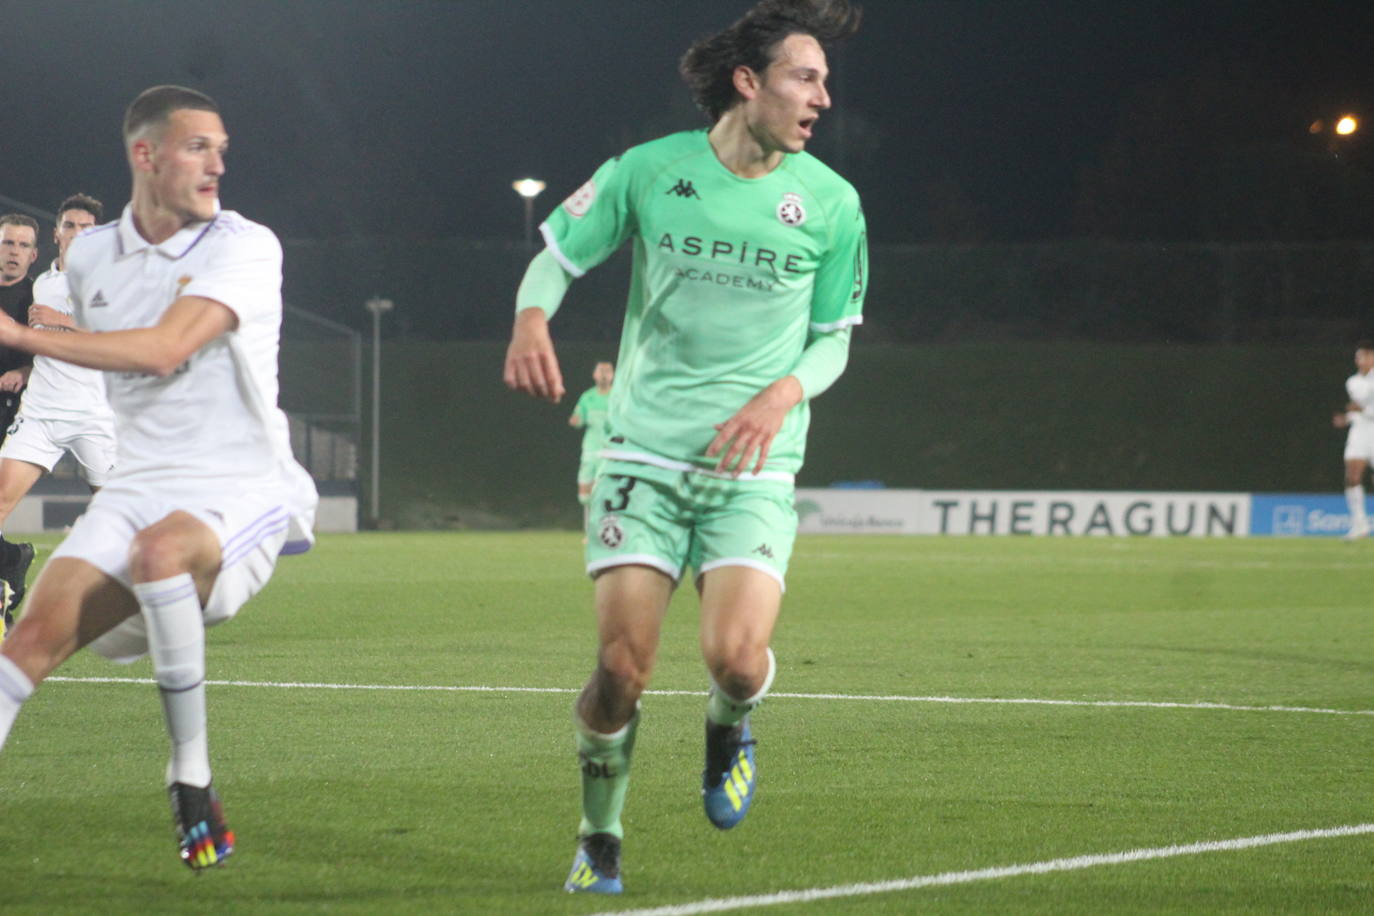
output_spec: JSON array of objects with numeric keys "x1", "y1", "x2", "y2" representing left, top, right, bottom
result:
[
  {"x1": 504, "y1": 0, "x2": 865, "y2": 894},
  {"x1": 570, "y1": 361, "x2": 615, "y2": 528}
]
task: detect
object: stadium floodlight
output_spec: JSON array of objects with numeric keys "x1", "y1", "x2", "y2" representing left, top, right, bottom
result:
[
  {"x1": 1336, "y1": 115, "x2": 1359, "y2": 136},
  {"x1": 364, "y1": 297, "x2": 394, "y2": 524},
  {"x1": 512, "y1": 178, "x2": 547, "y2": 247}
]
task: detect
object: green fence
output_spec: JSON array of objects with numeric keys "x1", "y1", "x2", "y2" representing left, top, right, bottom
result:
[{"x1": 365, "y1": 341, "x2": 1352, "y2": 529}]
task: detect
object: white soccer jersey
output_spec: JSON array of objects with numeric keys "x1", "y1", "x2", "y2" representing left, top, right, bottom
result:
[
  {"x1": 65, "y1": 206, "x2": 317, "y2": 552},
  {"x1": 1346, "y1": 372, "x2": 1374, "y2": 427},
  {"x1": 27, "y1": 261, "x2": 115, "y2": 423}
]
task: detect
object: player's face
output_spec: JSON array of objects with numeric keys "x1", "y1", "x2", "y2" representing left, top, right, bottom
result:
[
  {"x1": 593, "y1": 362, "x2": 614, "y2": 387},
  {"x1": 1355, "y1": 349, "x2": 1374, "y2": 374},
  {"x1": 0, "y1": 225, "x2": 38, "y2": 285},
  {"x1": 746, "y1": 33, "x2": 831, "y2": 155},
  {"x1": 143, "y1": 108, "x2": 229, "y2": 225},
  {"x1": 54, "y1": 208, "x2": 97, "y2": 262}
]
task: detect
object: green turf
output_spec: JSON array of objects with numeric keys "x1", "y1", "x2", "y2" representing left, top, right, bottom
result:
[{"x1": 1, "y1": 533, "x2": 1371, "y2": 913}]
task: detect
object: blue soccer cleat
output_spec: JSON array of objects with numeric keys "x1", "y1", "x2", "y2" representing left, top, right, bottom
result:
[
  {"x1": 169, "y1": 782, "x2": 235, "y2": 871},
  {"x1": 564, "y1": 832, "x2": 623, "y2": 893},
  {"x1": 702, "y1": 718, "x2": 757, "y2": 830}
]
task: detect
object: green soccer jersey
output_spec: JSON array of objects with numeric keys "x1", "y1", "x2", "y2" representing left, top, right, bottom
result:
[
  {"x1": 574, "y1": 386, "x2": 611, "y2": 458},
  {"x1": 541, "y1": 129, "x2": 867, "y2": 478}
]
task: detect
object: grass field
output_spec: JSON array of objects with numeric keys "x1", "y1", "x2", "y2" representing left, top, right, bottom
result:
[{"x1": 1, "y1": 532, "x2": 1371, "y2": 914}]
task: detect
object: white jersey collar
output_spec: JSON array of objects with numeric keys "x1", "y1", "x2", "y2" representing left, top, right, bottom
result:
[{"x1": 116, "y1": 202, "x2": 219, "y2": 261}]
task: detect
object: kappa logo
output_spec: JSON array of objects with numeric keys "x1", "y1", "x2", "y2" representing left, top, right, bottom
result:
[
  {"x1": 752, "y1": 543, "x2": 775, "y2": 560},
  {"x1": 89, "y1": 290, "x2": 109, "y2": 308},
  {"x1": 666, "y1": 179, "x2": 701, "y2": 200},
  {"x1": 776, "y1": 192, "x2": 806, "y2": 226}
]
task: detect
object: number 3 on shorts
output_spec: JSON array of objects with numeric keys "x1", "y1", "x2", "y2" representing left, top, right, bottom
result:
[{"x1": 602, "y1": 476, "x2": 637, "y2": 513}]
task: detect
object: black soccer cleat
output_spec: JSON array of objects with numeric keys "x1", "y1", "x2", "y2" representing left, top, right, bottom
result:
[
  {"x1": 169, "y1": 782, "x2": 235, "y2": 870},
  {"x1": 0, "y1": 542, "x2": 35, "y2": 618}
]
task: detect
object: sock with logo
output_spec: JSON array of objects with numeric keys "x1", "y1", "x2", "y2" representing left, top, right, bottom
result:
[
  {"x1": 0, "y1": 654, "x2": 34, "y2": 750},
  {"x1": 706, "y1": 647, "x2": 776, "y2": 727},
  {"x1": 575, "y1": 708, "x2": 639, "y2": 839},
  {"x1": 134, "y1": 574, "x2": 211, "y2": 789},
  {"x1": 1346, "y1": 486, "x2": 1368, "y2": 531}
]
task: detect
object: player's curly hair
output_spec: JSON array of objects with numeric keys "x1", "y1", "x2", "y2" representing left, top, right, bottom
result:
[
  {"x1": 56, "y1": 193, "x2": 103, "y2": 224},
  {"x1": 679, "y1": 0, "x2": 861, "y2": 122}
]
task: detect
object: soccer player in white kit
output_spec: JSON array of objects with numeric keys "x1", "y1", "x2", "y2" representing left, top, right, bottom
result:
[
  {"x1": 1332, "y1": 341, "x2": 1374, "y2": 539},
  {"x1": 0, "y1": 86, "x2": 318, "y2": 871},
  {"x1": 0, "y1": 194, "x2": 116, "y2": 634}
]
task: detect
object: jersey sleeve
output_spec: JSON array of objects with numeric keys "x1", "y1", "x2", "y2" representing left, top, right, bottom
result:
[
  {"x1": 539, "y1": 154, "x2": 638, "y2": 279},
  {"x1": 181, "y1": 225, "x2": 283, "y2": 328},
  {"x1": 809, "y1": 190, "x2": 868, "y2": 333}
]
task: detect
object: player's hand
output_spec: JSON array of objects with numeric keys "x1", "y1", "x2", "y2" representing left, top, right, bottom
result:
[
  {"x1": 28, "y1": 304, "x2": 72, "y2": 329},
  {"x1": 1334, "y1": 412, "x2": 1352, "y2": 429},
  {"x1": 706, "y1": 376, "x2": 804, "y2": 476},
  {"x1": 504, "y1": 308, "x2": 565, "y2": 403},
  {"x1": 0, "y1": 369, "x2": 26, "y2": 392},
  {"x1": 0, "y1": 309, "x2": 22, "y2": 348}
]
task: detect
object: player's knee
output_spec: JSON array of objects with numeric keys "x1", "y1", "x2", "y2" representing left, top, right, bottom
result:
[
  {"x1": 128, "y1": 530, "x2": 193, "y2": 582},
  {"x1": 705, "y1": 644, "x2": 769, "y2": 699},
  {"x1": 596, "y1": 640, "x2": 655, "y2": 699}
]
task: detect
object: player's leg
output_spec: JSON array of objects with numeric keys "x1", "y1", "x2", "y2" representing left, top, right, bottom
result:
[
  {"x1": 126, "y1": 511, "x2": 236, "y2": 869},
  {"x1": 0, "y1": 417, "x2": 67, "y2": 628},
  {"x1": 691, "y1": 479, "x2": 794, "y2": 829},
  {"x1": 1343, "y1": 456, "x2": 1369, "y2": 539},
  {"x1": 0, "y1": 557, "x2": 140, "y2": 750}
]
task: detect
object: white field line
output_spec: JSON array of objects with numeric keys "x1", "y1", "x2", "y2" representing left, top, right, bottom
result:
[
  {"x1": 42, "y1": 676, "x2": 1374, "y2": 716},
  {"x1": 586, "y1": 823, "x2": 1374, "y2": 916}
]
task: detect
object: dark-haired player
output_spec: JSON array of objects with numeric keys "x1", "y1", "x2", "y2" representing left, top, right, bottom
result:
[
  {"x1": 0, "y1": 86, "x2": 317, "y2": 870},
  {"x1": 504, "y1": 0, "x2": 866, "y2": 893}
]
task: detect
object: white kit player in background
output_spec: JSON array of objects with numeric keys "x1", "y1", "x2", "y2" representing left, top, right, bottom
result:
[
  {"x1": 0, "y1": 85, "x2": 318, "y2": 871},
  {"x1": 1332, "y1": 341, "x2": 1374, "y2": 540},
  {"x1": 0, "y1": 195, "x2": 115, "y2": 637}
]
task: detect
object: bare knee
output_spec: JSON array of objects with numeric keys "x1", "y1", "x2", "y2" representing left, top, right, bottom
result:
[
  {"x1": 705, "y1": 642, "x2": 770, "y2": 699},
  {"x1": 595, "y1": 637, "x2": 656, "y2": 703},
  {"x1": 128, "y1": 530, "x2": 194, "y2": 582}
]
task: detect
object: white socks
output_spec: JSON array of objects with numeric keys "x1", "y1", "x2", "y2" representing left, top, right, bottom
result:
[
  {"x1": 1346, "y1": 486, "x2": 1368, "y2": 532},
  {"x1": 133, "y1": 574, "x2": 210, "y2": 788},
  {"x1": 0, "y1": 654, "x2": 34, "y2": 750}
]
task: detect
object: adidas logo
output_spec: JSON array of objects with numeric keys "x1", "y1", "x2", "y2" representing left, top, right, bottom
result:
[{"x1": 89, "y1": 291, "x2": 109, "y2": 308}]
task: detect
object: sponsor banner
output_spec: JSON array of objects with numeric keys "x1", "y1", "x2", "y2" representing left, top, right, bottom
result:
[
  {"x1": 1250, "y1": 494, "x2": 1369, "y2": 537},
  {"x1": 795, "y1": 488, "x2": 921, "y2": 534},
  {"x1": 795, "y1": 489, "x2": 1251, "y2": 537},
  {"x1": 919, "y1": 491, "x2": 1250, "y2": 537}
]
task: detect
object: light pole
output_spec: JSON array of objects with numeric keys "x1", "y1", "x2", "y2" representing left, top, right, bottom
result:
[
  {"x1": 512, "y1": 178, "x2": 547, "y2": 247},
  {"x1": 364, "y1": 296, "x2": 394, "y2": 524}
]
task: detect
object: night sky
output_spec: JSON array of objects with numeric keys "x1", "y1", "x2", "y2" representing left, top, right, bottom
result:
[{"x1": 4, "y1": 0, "x2": 1373, "y2": 245}]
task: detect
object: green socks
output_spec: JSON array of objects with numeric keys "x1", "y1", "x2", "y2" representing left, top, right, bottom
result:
[{"x1": 575, "y1": 710, "x2": 639, "y2": 839}]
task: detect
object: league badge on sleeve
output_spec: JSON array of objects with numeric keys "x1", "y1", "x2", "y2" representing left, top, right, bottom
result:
[
  {"x1": 564, "y1": 179, "x2": 597, "y2": 219},
  {"x1": 777, "y1": 192, "x2": 806, "y2": 227}
]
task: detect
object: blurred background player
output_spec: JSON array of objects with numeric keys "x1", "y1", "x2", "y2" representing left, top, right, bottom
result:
[
  {"x1": 504, "y1": 0, "x2": 866, "y2": 894},
  {"x1": 1331, "y1": 340, "x2": 1374, "y2": 540},
  {"x1": 569, "y1": 361, "x2": 614, "y2": 529},
  {"x1": 0, "y1": 215, "x2": 38, "y2": 447},
  {"x1": 0, "y1": 85, "x2": 317, "y2": 871},
  {"x1": 0, "y1": 194, "x2": 115, "y2": 639}
]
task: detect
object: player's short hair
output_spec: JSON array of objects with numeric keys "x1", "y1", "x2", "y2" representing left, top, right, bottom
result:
[
  {"x1": 57, "y1": 193, "x2": 103, "y2": 224},
  {"x1": 679, "y1": 0, "x2": 862, "y2": 122},
  {"x1": 0, "y1": 213, "x2": 39, "y2": 236},
  {"x1": 122, "y1": 85, "x2": 220, "y2": 144},
  {"x1": 1356, "y1": 340, "x2": 1374, "y2": 352}
]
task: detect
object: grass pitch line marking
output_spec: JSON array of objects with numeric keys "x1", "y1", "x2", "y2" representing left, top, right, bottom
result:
[
  {"x1": 43, "y1": 676, "x2": 1374, "y2": 716},
  {"x1": 586, "y1": 823, "x2": 1374, "y2": 916}
]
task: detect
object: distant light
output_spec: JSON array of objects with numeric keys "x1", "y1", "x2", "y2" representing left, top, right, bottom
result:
[
  {"x1": 1336, "y1": 116, "x2": 1359, "y2": 136},
  {"x1": 512, "y1": 178, "x2": 547, "y2": 199},
  {"x1": 1309, "y1": 119, "x2": 1325, "y2": 135}
]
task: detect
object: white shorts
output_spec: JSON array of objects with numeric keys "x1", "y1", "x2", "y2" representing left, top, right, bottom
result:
[
  {"x1": 0, "y1": 413, "x2": 116, "y2": 486},
  {"x1": 1346, "y1": 424, "x2": 1374, "y2": 462},
  {"x1": 51, "y1": 484, "x2": 292, "y2": 663}
]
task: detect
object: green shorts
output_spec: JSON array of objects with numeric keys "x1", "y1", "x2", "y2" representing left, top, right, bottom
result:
[{"x1": 585, "y1": 460, "x2": 798, "y2": 590}]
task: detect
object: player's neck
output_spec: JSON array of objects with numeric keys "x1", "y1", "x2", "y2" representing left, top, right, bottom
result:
[
  {"x1": 708, "y1": 114, "x2": 784, "y2": 179},
  {"x1": 130, "y1": 189, "x2": 196, "y2": 246}
]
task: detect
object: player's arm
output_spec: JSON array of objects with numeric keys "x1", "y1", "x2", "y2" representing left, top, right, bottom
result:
[
  {"x1": 0, "y1": 295, "x2": 236, "y2": 376},
  {"x1": 504, "y1": 247, "x2": 574, "y2": 404},
  {"x1": 707, "y1": 327, "x2": 853, "y2": 475},
  {"x1": 0, "y1": 365, "x2": 31, "y2": 392}
]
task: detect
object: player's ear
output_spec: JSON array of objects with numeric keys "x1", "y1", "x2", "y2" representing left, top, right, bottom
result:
[
  {"x1": 129, "y1": 138, "x2": 156, "y2": 173},
  {"x1": 732, "y1": 65, "x2": 763, "y2": 102}
]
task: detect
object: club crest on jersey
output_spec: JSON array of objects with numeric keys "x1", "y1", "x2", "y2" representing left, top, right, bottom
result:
[
  {"x1": 777, "y1": 192, "x2": 806, "y2": 227},
  {"x1": 598, "y1": 514, "x2": 624, "y2": 549},
  {"x1": 563, "y1": 179, "x2": 597, "y2": 219}
]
